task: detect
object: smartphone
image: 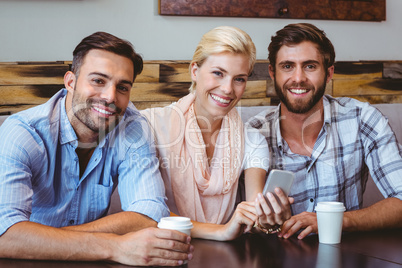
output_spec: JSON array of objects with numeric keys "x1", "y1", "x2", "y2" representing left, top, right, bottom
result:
[{"x1": 262, "y1": 169, "x2": 295, "y2": 198}]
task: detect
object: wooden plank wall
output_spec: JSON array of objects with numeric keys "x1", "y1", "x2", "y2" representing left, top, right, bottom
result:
[{"x1": 0, "y1": 60, "x2": 401, "y2": 115}]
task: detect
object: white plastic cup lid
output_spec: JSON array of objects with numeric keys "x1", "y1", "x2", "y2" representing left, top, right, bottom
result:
[
  {"x1": 315, "y1": 202, "x2": 346, "y2": 212},
  {"x1": 157, "y1": 216, "x2": 193, "y2": 230}
]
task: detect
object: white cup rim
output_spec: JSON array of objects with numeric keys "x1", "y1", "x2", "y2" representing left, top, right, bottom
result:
[
  {"x1": 315, "y1": 202, "x2": 346, "y2": 212},
  {"x1": 158, "y1": 216, "x2": 193, "y2": 230}
]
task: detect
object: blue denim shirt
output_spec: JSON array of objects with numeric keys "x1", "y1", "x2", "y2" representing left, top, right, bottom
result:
[{"x1": 0, "y1": 89, "x2": 169, "y2": 235}]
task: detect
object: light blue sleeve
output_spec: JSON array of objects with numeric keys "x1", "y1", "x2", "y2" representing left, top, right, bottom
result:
[
  {"x1": 116, "y1": 114, "x2": 169, "y2": 222},
  {"x1": 0, "y1": 117, "x2": 37, "y2": 236},
  {"x1": 242, "y1": 124, "x2": 269, "y2": 172}
]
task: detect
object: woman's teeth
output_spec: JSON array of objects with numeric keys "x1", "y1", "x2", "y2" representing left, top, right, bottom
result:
[{"x1": 211, "y1": 94, "x2": 230, "y2": 104}]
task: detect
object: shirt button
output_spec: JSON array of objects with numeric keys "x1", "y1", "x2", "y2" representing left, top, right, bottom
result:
[
  {"x1": 310, "y1": 198, "x2": 314, "y2": 203},
  {"x1": 69, "y1": 220, "x2": 75, "y2": 225}
]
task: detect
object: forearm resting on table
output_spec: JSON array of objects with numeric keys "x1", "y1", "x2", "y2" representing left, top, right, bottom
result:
[
  {"x1": 191, "y1": 221, "x2": 236, "y2": 241},
  {"x1": 0, "y1": 221, "x2": 116, "y2": 261},
  {"x1": 170, "y1": 212, "x2": 229, "y2": 241},
  {"x1": 62, "y1": 211, "x2": 157, "y2": 234},
  {"x1": 343, "y1": 197, "x2": 402, "y2": 232}
]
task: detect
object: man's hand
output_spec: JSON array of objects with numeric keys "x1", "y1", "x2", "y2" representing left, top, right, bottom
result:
[
  {"x1": 112, "y1": 227, "x2": 194, "y2": 266},
  {"x1": 254, "y1": 188, "x2": 294, "y2": 228},
  {"x1": 0, "y1": 222, "x2": 193, "y2": 267},
  {"x1": 279, "y1": 212, "x2": 318, "y2": 239}
]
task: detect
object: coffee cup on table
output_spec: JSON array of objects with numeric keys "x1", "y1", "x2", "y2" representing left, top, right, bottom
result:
[
  {"x1": 157, "y1": 216, "x2": 193, "y2": 236},
  {"x1": 158, "y1": 216, "x2": 193, "y2": 264},
  {"x1": 315, "y1": 202, "x2": 346, "y2": 244}
]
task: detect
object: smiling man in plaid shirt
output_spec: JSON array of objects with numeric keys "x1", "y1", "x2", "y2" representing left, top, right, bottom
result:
[{"x1": 248, "y1": 23, "x2": 402, "y2": 240}]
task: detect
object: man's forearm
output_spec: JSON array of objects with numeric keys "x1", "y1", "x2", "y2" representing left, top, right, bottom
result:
[
  {"x1": 343, "y1": 197, "x2": 402, "y2": 232},
  {"x1": 0, "y1": 221, "x2": 115, "y2": 261},
  {"x1": 62, "y1": 211, "x2": 157, "y2": 235},
  {"x1": 0, "y1": 220, "x2": 193, "y2": 266}
]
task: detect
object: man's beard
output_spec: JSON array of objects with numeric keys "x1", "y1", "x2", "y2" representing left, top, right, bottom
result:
[
  {"x1": 71, "y1": 93, "x2": 122, "y2": 134},
  {"x1": 274, "y1": 76, "x2": 327, "y2": 114}
]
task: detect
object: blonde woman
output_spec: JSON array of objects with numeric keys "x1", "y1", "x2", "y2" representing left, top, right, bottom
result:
[{"x1": 142, "y1": 26, "x2": 291, "y2": 240}]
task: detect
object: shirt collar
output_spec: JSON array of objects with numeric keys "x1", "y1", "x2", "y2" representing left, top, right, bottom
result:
[
  {"x1": 322, "y1": 95, "x2": 332, "y2": 128},
  {"x1": 274, "y1": 104, "x2": 284, "y2": 149},
  {"x1": 59, "y1": 90, "x2": 110, "y2": 148},
  {"x1": 59, "y1": 89, "x2": 78, "y2": 146},
  {"x1": 59, "y1": 94, "x2": 110, "y2": 148}
]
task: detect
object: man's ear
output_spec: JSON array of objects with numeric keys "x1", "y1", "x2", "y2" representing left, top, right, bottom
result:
[
  {"x1": 190, "y1": 62, "x2": 199, "y2": 82},
  {"x1": 326, "y1": 65, "x2": 335, "y2": 83},
  {"x1": 64, "y1": 71, "x2": 76, "y2": 93},
  {"x1": 268, "y1": 64, "x2": 275, "y2": 80}
]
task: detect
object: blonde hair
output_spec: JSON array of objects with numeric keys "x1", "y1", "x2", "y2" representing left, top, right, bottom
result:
[{"x1": 189, "y1": 26, "x2": 256, "y2": 92}]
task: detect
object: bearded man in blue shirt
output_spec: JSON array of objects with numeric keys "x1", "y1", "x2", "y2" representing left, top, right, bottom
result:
[
  {"x1": 249, "y1": 23, "x2": 402, "y2": 240},
  {"x1": 0, "y1": 31, "x2": 193, "y2": 266}
]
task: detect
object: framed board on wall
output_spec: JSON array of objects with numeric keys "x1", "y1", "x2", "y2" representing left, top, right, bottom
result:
[{"x1": 159, "y1": 0, "x2": 385, "y2": 21}]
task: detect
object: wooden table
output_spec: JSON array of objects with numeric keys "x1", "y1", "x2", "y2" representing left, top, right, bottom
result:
[{"x1": 1, "y1": 228, "x2": 401, "y2": 267}]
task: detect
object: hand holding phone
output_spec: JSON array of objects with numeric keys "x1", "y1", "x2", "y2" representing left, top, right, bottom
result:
[
  {"x1": 255, "y1": 169, "x2": 295, "y2": 230},
  {"x1": 262, "y1": 169, "x2": 294, "y2": 198}
]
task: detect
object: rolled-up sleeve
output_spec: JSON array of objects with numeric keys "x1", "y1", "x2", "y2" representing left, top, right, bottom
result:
[
  {"x1": 117, "y1": 115, "x2": 169, "y2": 222},
  {"x1": 362, "y1": 105, "x2": 402, "y2": 201},
  {"x1": 0, "y1": 119, "x2": 37, "y2": 236}
]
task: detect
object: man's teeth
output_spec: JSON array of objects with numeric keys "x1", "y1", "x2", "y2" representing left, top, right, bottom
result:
[
  {"x1": 94, "y1": 107, "x2": 113, "y2": 115},
  {"x1": 290, "y1": 88, "x2": 308, "y2": 94},
  {"x1": 211, "y1": 94, "x2": 231, "y2": 104}
]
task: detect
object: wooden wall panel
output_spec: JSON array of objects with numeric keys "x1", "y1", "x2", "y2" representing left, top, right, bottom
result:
[
  {"x1": 344, "y1": 95, "x2": 402, "y2": 104},
  {"x1": 0, "y1": 64, "x2": 68, "y2": 85},
  {"x1": 333, "y1": 79, "x2": 402, "y2": 96},
  {"x1": 159, "y1": 62, "x2": 191, "y2": 82},
  {"x1": 0, "y1": 60, "x2": 401, "y2": 115},
  {"x1": 131, "y1": 82, "x2": 191, "y2": 102},
  {"x1": 333, "y1": 62, "x2": 383, "y2": 80},
  {"x1": 0, "y1": 85, "x2": 61, "y2": 104},
  {"x1": 136, "y1": 64, "x2": 160, "y2": 82}
]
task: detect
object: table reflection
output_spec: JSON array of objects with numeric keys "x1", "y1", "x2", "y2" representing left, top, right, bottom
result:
[
  {"x1": 0, "y1": 229, "x2": 400, "y2": 268},
  {"x1": 315, "y1": 243, "x2": 342, "y2": 268},
  {"x1": 191, "y1": 233, "x2": 318, "y2": 268}
]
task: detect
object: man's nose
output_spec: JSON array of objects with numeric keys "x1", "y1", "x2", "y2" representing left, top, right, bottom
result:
[
  {"x1": 101, "y1": 85, "x2": 116, "y2": 103},
  {"x1": 292, "y1": 67, "x2": 307, "y2": 84}
]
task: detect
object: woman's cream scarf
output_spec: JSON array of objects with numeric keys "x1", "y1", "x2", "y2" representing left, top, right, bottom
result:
[{"x1": 142, "y1": 93, "x2": 244, "y2": 224}]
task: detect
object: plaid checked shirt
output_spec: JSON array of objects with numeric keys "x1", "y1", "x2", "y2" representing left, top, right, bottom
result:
[{"x1": 247, "y1": 95, "x2": 402, "y2": 215}]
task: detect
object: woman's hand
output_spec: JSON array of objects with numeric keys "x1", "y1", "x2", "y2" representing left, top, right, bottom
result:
[
  {"x1": 254, "y1": 188, "x2": 294, "y2": 232},
  {"x1": 218, "y1": 201, "x2": 257, "y2": 241}
]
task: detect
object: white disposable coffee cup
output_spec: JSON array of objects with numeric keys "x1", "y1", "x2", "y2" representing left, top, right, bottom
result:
[
  {"x1": 157, "y1": 216, "x2": 193, "y2": 236},
  {"x1": 315, "y1": 202, "x2": 346, "y2": 244},
  {"x1": 158, "y1": 217, "x2": 193, "y2": 264}
]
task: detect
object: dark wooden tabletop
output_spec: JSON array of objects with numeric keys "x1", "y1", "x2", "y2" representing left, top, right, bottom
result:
[{"x1": 0, "y1": 228, "x2": 401, "y2": 268}]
